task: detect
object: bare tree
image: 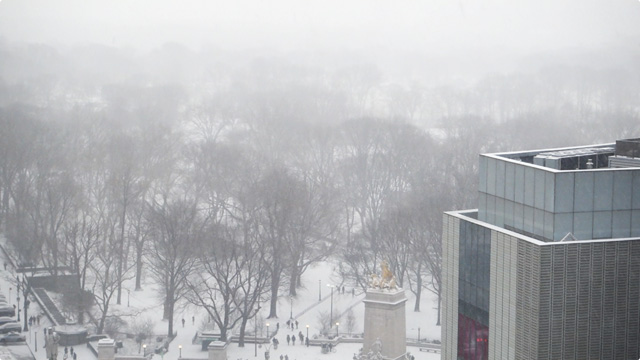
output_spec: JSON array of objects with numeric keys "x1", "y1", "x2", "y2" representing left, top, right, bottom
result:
[{"x1": 146, "y1": 190, "x2": 203, "y2": 338}]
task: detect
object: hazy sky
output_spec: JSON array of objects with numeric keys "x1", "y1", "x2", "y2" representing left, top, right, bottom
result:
[{"x1": 1, "y1": 0, "x2": 639, "y2": 55}]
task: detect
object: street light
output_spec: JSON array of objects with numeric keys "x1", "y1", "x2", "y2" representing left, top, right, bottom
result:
[
  {"x1": 318, "y1": 280, "x2": 321, "y2": 301},
  {"x1": 326, "y1": 284, "x2": 335, "y2": 326},
  {"x1": 142, "y1": 344, "x2": 147, "y2": 356},
  {"x1": 178, "y1": 344, "x2": 182, "y2": 358},
  {"x1": 306, "y1": 325, "x2": 309, "y2": 347},
  {"x1": 127, "y1": 289, "x2": 130, "y2": 307},
  {"x1": 336, "y1": 322, "x2": 339, "y2": 337},
  {"x1": 266, "y1": 323, "x2": 270, "y2": 338},
  {"x1": 411, "y1": 327, "x2": 421, "y2": 343}
]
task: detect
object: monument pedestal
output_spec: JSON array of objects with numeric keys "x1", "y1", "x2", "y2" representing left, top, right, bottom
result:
[
  {"x1": 97, "y1": 339, "x2": 116, "y2": 360},
  {"x1": 208, "y1": 340, "x2": 228, "y2": 360},
  {"x1": 363, "y1": 288, "x2": 407, "y2": 360}
]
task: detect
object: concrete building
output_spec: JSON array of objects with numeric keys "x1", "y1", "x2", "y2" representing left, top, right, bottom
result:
[{"x1": 442, "y1": 139, "x2": 640, "y2": 359}]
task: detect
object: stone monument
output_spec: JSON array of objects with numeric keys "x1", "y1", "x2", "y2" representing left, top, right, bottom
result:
[
  {"x1": 97, "y1": 338, "x2": 115, "y2": 360},
  {"x1": 208, "y1": 340, "x2": 228, "y2": 360},
  {"x1": 362, "y1": 260, "x2": 407, "y2": 360}
]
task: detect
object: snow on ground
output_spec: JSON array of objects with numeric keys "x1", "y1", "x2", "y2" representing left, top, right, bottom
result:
[{"x1": 0, "y1": 244, "x2": 441, "y2": 360}]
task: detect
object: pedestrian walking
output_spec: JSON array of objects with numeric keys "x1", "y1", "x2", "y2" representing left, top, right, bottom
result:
[
  {"x1": 286, "y1": 334, "x2": 290, "y2": 345},
  {"x1": 182, "y1": 318, "x2": 185, "y2": 328},
  {"x1": 295, "y1": 320, "x2": 298, "y2": 329},
  {"x1": 292, "y1": 336, "x2": 295, "y2": 345},
  {"x1": 299, "y1": 333, "x2": 303, "y2": 344},
  {"x1": 279, "y1": 355, "x2": 283, "y2": 360},
  {"x1": 192, "y1": 315, "x2": 195, "y2": 325},
  {"x1": 73, "y1": 354, "x2": 77, "y2": 360},
  {"x1": 284, "y1": 355, "x2": 288, "y2": 360},
  {"x1": 276, "y1": 322, "x2": 280, "y2": 330}
]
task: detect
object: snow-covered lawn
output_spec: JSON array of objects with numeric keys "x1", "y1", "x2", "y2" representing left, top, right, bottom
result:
[{"x1": 0, "y1": 247, "x2": 441, "y2": 360}]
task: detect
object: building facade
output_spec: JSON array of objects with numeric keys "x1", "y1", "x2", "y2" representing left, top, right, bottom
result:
[{"x1": 442, "y1": 139, "x2": 640, "y2": 359}]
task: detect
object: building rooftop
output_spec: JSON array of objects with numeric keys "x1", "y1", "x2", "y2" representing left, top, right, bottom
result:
[{"x1": 489, "y1": 138, "x2": 640, "y2": 171}]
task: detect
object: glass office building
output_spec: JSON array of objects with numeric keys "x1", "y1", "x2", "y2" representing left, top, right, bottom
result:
[{"x1": 442, "y1": 139, "x2": 640, "y2": 359}]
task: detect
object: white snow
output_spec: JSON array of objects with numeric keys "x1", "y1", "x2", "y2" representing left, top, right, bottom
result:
[{"x1": 0, "y1": 247, "x2": 441, "y2": 360}]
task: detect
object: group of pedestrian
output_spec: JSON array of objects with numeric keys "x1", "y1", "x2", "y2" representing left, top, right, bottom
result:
[
  {"x1": 63, "y1": 346, "x2": 77, "y2": 360},
  {"x1": 181, "y1": 315, "x2": 196, "y2": 328},
  {"x1": 278, "y1": 354, "x2": 289, "y2": 360},
  {"x1": 28, "y1": 314, "x2": 41, "y2": 326},
  {"x1": 285, "y1": 319, "x2": 298, "y2": 330}
]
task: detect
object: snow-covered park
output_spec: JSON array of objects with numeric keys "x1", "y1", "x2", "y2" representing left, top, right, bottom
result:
[{"x1": 0, "y1": 243, "x2": 440, "y2": 360}]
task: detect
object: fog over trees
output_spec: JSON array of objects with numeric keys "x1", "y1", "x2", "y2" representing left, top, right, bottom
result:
[{"x1": 0, "y1": 0, "x2": 639, "y2": 336}]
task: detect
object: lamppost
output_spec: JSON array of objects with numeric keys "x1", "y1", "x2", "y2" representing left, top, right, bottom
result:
[
  {"x1": 326, "y1": 284, "x2": 335, "y2": 326},
  {"x1": 127, "y1": 289, "x2": 130, "y2": 307},
  {"x1": 266, "y1": 323, "x2": 270, "y2": 338},
  {"x1": 306, "y1": 325, "x2": 309, "y2": 347},
  {"x1": 318, "y1": 280, "x2": 321, "y2": 301},
  {"x1": 254, "y1": 320, "x2": 257, "y2": 357},
  {"x1": 178, "y1": 344, "x2": 182, "y2": 358},
  {"x1": 418, "y1": 327, "x2": 421, "y2": 343},
  {"x1": 336, "y1": 322, "x2": 339, "y2": 337},
  {"x1": 289, "y1": 295, "x2": 293, "y2": 320},
  {"x1": 142, "y1": 344, "x2": 147, "y2": 357}
]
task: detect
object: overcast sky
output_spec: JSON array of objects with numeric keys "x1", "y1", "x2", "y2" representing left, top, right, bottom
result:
[{"x1": 1, "y1": 0, "x2": 639, "y2": 55}]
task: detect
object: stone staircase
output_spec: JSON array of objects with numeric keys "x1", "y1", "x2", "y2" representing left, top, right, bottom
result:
[{"x1": 33, "y1": 287, "x2": 66, "y2": 325}]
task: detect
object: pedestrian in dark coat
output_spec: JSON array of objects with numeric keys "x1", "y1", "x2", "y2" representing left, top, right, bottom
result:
[
  {"x1": 292, "y1": 336, "x2": 295, "y2": 345},
  {"x1": 286, "y1": 334, "x2": 290, "y2": 345}
]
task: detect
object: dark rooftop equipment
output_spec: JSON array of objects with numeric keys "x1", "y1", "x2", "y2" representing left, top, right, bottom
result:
[
  {"x1": 533, "y1": 147, "x2": 615, "y2": 170},
  {"x1": 615, "y1": 138, "x2": 640, "y2": 159},
  {"x1": 609, "y1": 138, "x2": 640, "y2": 168}
]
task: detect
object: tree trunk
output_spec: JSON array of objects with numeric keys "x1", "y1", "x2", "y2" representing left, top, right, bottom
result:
[
  {"x1": 436, "y1": 291, "x2": 441, "y2": 326},
  {"x1": 268, "y1": 272, "x2": 280, "y2": 318},
  {"x1": 116, "y1": 206, "x2": 126, "y2": 305},
  {"x1": 98, "y1": 304, "x2": 108, "y2": 333},
  {"x1": 414, "y1": 273, "x2": 422, "y2": 312},
  {"x1": 163, "y1": 297, "x2": 170, "y2": 320},
  {"x1": 135, "y1": 244, "x2": 143, "y2": 290},
  {"x1": 167, "y1": 300, "x2": 174, "y2": 338},
  {"x1": 288, "y1": 265, "x2": 299, "y2": 296},
  {"x1": 238, "y1": 317, "x2": 249, "y2": 347}
]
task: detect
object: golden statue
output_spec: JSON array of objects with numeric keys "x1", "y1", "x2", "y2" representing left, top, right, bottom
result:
[
  {"x1": 381, "y1": 260, "x2": 393, "y2": 283},
  {"x1": 368, "y1": 259, "x2": 398, "y2": 290}
]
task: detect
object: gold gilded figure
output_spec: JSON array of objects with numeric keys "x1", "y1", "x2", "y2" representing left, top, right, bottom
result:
[{"x1": 368, "y1": 260, "x2": 398, "y2": 290}]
